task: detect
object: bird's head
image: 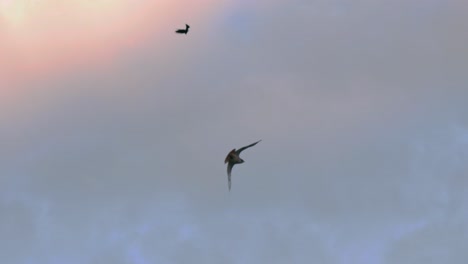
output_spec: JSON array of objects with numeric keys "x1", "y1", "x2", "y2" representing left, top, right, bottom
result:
[
  {"x1": 186, "y1": 24, "x2": 190, "y2": 28},
  {"x1": 239, "y1": 159, "x2": 244, "y2": 163}
]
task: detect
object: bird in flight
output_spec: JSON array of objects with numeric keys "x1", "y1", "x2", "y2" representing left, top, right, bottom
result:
[
  {"x1": 175, "y1": 24, "x2": 190, "y2": 34},
  {"x1": 224, "y1": 140, "x2": 261, "y2": 191}
]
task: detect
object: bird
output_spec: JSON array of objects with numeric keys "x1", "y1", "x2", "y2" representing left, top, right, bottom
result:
[
  {"x1": 175, "y1": 24, "x2": 190, "y2": 34},
  {"x1": 224, "y1": 140, "x2": 261, "y2": 191}
]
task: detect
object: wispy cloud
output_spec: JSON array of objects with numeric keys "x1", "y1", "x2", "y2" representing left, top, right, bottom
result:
[{"x1": 1, "y1": 0, "x2": 467, "y2": 263}]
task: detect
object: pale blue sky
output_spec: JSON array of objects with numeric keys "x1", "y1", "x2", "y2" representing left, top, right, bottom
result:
[{"x1": 1, "y1": 0, "x2": 468, "y2": 263}]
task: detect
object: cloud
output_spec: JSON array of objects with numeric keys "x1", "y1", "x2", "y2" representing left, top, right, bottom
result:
[
  {"x1": 386, "y1": 221, "x2": 468, "y2": 264},
  {"x1": 1, "y1": 0, "x2": 467, "y2": 263}
]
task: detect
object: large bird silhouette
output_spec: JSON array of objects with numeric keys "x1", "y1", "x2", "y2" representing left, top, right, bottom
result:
[
  {"x1": 175, "y1": 24, "x2": 190, "y2": 34},
  {"x1": 224, "y1": 140, "x2": 261, "y2": 191}
]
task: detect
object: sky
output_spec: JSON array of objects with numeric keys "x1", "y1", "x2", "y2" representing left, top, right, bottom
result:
[{"x1": 1, "y1": 0, "x2": 468, "y2": 263}]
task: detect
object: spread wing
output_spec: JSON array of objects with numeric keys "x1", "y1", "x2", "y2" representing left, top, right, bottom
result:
[
  {"x1": 235, "y1": 140, "x2": 261, "y2": 155},
  {"x1": 227, "y1": 162, "x2": 234, "y2": 191}
]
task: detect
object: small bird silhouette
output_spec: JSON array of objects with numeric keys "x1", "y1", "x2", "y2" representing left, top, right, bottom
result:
[
  {"x1": 224, "y1": 140, "x2": 261, "y2": 191},
  {"x1": 175, "y1": 24, "x2": 190, "y2": 34}
]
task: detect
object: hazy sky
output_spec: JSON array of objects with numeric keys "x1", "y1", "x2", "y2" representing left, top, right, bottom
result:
[{"x1": 1, "y1": 0, "x2": 468, "y2": 263}]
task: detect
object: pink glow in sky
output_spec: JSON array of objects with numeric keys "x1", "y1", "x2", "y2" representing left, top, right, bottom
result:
[{"x1": 0, "y1": 0, "x2": 224, "y2": 90}]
